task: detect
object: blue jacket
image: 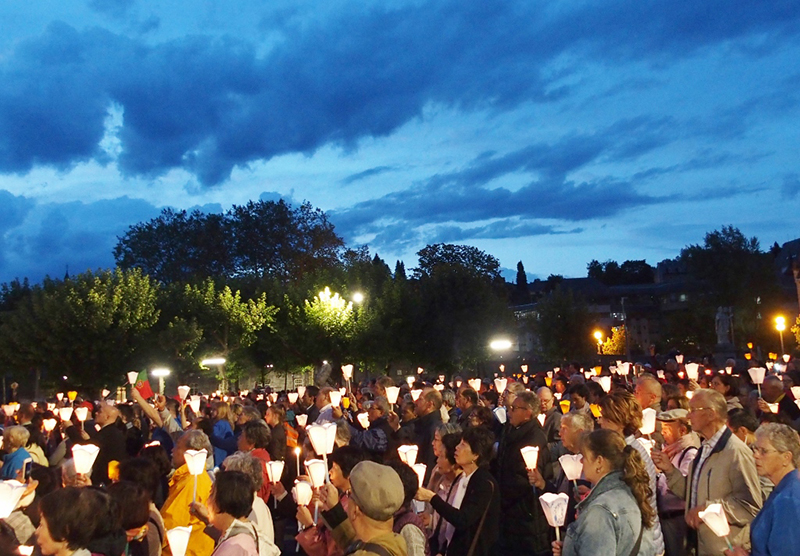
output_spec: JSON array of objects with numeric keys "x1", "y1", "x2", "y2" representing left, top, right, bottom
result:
[
  {"x1": 562, "y1": 471, "x2": 655, "y2": 556},
  {"x1": 211, "y1": 419, "x2": 234, "y2": 467},
  {"x1": 2, "y1": 447, "x2": 31, "y2": 480},
  {"x1": 750, "y1": 470, "x2": 800, "y2": 556}
]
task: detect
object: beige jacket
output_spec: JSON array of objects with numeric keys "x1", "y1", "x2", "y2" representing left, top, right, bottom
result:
[{"x1": 665, "y1": 426, "x2": 762, "y2": 556}]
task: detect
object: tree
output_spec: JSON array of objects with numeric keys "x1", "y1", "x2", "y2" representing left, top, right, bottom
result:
[
  {"x1": 587, "y1": 259, "x2": 654, "y2": 285},
  {"x1": 414, "y1": 244, "x2": 502, "y2": 282},
  {"x1": 513, "y1": 261, "x2": 530, "y2": 304},
  {"x1": 602, "y1": 326, "x2": 627, "y2": 356},
  {"x1": 531, "y1": 286, "x2": 594, "y2": 361},
  {"x1": 0, "y1": 269, "x2": 160, "y2": 391}
]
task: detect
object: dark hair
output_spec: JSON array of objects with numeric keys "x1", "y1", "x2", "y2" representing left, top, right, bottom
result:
[
  {"x1": 118, "y1": 457, "x2": 160, "y2": 503},
  {"x1": 193, "y1": 417, "x2": 214, "y2": 439},
  {"x1": 461, "y1": 426, "x2": 494, "y2": 466},
  {"x1": 388, "y1": 461, "x2": 419, "y2": 507},
  {"x1": 554, "y1": 376, "x2": 569, "y2": 388},
  {"x1": 582, "y1": 429, "x2": 655, "y2": 528},
  {"x1": 441, "y1": 432, "x2": 462, "y2": 466},
  {"x1": 305, "y1": 385, "x2": 320, "y2": 399},
  {"x1": 459, "y1": 388, "x2": 478, "y2": 405},
  {"x1": 727, "y1": 408, "x2": 759, "y2": 433},
  {"x1": 599, "y1": 390, "x2": 642, "y2": 437},
  {"x1": 211, "y1": 470, "x2": 254, "y2": 519},
  {"x1": 107, "y1": 481, "x2": 150, "y2": 530},
  {"x1": 481, "y1": 390, "x2": 498, "y2": 407},
  {"x1": 139, "y1": 445, "x2": 173, "y2": 477},
  {"x1": 568, "y1": 383, "x2": 589, "y2": 400},
  {"x1": 241, "y1": 420, "x2": 271, "y2": 449},
  {"x1": 712, "y1": 374, "x2": 739, "y2": 397},
  {"x1": 328, "y1": 445, "x2": 367, "y2": 478},
  {"x1": 39, "y1": 487, "x2": 117, "y2": 550},
  {"x1": 267, "y1": 405, "x2": 286, "y2": 423},
  {"x1": 469, "y1": 406, "x2": 494, "y2": 427}
]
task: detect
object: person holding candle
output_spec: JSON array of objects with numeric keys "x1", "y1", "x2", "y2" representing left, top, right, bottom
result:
[
  {"x1": 723, "y1": 423, "x2": 800, "y2": 556},
  {"x1": 1, "y1": 426, "x2": 32, "y2": 480},
  {"x1": 204, "y1": 470, "x2": 260, "y2": 556},
  {"x1": 346, "y1": 397, "x2": 397, "y2": 461},
  {"x1": 552, "y1": 429, "x2": 656, "y2": 556},
  {"x1": 388, "y1": 461, "x2": 428, "y2": 556}
]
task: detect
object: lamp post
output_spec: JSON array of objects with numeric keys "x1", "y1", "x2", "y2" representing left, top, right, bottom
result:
[
  {"x1": 775, "y1": 316, "x2": 786, "y2": 355},
  {"x1": 152, "y1": 368, "x2": 171, "y2": 395},
  {"x1": 201, "y1": 357, "x2": 227, "y2": 391},
  {"x1": 593, "y1": 331, "x2": 604, "y2": 354}
]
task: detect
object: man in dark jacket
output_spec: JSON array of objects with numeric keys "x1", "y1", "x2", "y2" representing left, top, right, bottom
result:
[
  {"x1": 89, "y1": 402, "x2": 129, "y2": 486},
  {"x1": 413, "y1": 387, "x2": 442, "y2": 483},
  {"x1": 492, "y1": 391, "x2": 552, "y2": 556}
]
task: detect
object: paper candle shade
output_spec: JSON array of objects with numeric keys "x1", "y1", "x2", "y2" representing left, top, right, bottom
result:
[
  {"x1": 640, "y1": 408, "x2": 657, "y2": 435},
  {"x1": 539, "y1": 492, "x2": 570, "y2": 528},
  {"x1": 521, "y1": 365, "x2": 528, "y2": 373},
  {"x1": 748, "y1": 367, "x2": 766, "y2": 385},
  {"x1": 685, "y1": 363, "x2": 700, "y2": 381},
  {"x1": 657, "y1": 370, "x2": 665, "y2": 379},
  {"x1": 406, "y1": 376, "x2": 414, "y2": 386},
  {"x1": 468, "y1": 378, "x2": 482, "y2": 391},
  {"x1": 288, "y1": 392, "x2": 299, "y2": 404},
  {"x1": 342, "y1": 364, "x2": 354, "y2": 380},
  {"x1": 269, "y1": 393, "x2": 278, "y2": 403},
  {"x1": 583, "y1": 371, "x2": 593, "y2": 379},
  {"x1": 766, "y1": 402, "x2": 779, "y2": 413},
  {"x1": 292, "y1": 481, "x2": 314, "y2": 506},
  {"x1": 56, "y1": 393, "x2": 64, "y2": 401},
  {"x1": 537, "y1": 414, "x2": 546, "y2": 426},
  {"x1": 784, "y1": 354, "x2": 791, "y2": 363},
  {"x1": 397, "y1": 445, "x2": 419, "y2": 466},
  {"x1": 329, "y1": 390, "x2": 342, "y2": 407},
  {"x1": 617, "y1": 362, "x2": 631, "y2": 376},
  {"x1": 72, "y1": 444, "x2": 100, "y2": 474},
  {"x1": 0, "y1": 480, "x2": 27, "y2": 519},
  {"x1": 791, "y1": 386, "x2": 800, "y2": 399},
  {"x1": 177, "y1": 385, "x2": 191, "y2": 400},
  {"x1": 184, "y1": 449, "x2": 208, "y2": 475},
  {"x1": 675, "y1": 354, "x2": 684, "y2": 364},
  {"x1": 493, "y1": 407, "x2": 507, "y2": 424},
  {"x1": 686, "y1": 390, "x2": 694, "y2": 400},
  {"x1": 385, "y1": 386, "x2": 401, "y2": 405},
  {"x1": 554, "y1": 392, "x2": 562, "y2": 400},
  {"x1": 545, "y1": 376, "x2": 552, "y2": 387},
  {"x1": 598, "y1": 376, "x2": 611, "y2": 393},
  {"x1": 101, "y1": 388, "x2": 110, "y2": 398},
  {"x1": 589, "y1": 404, "x2": 602, "y2": 418},
  {"x1": 412, "y1": 464, "x2": 427, "y2": 488},
  {"x1": 59, "y1": 407, "x2": 74, "y2": 421},
  {"x1": 306, "y1": 459, "x2": 328, "y2": 488},
  {"x1": 18, "y1": 546, "x2": 33, "y2": 556},
  {"x1": 43, "y1": 418, "x2": 57, "y2": 432},
  {"x1": 520, "y1": 446, "x2": 540, "y2": 470},
  {"x1": 297, "y1": 386, "x2": 306, "y2": 398},
  {"x1": 494, "y1": 378, "x2": 508, "y2": 394},
  {"x1": 67, "y1": 391, "x2": 77, "y2": 402},
  {"x1": 74, "y1": 407, "x2": 89, "y2": 421},
  {"x1": 559, "y1": 454, "x2": 583, "y2": 481},
  {"x1": 189, "y1": 396, "x2": 201, "y2": 414},
  {"x1": 410, "y1": 389, "x2": 422, "y2": 401},
  {"x1": 559, "y1": 400, "x2": 571, "y2": 413},
  {"x1": 127, "y1": 371, "x2": 139, "y2": 385},
  {"x1": 166, "y1": 526, "x2": 192, "y2": 556},
  {"x1": 698, "y1": 503, "x2": 730, "y2": 538},
  {"x1": 357, "y1": 412, "x2": 370, "y2": 429},
  {"x1": 433, "y1": 384, "x2": 444, "y2": 391},
  {"x1": 306, "y1": 422, "x2": 337, "y2": 456},
  {"x1": 295, "y1": 414, "x2": 308, "y2": 427},
  {"x1": 266, "y1": 460, "x2": 285, "y2": 483},
  {"x1": 1, "y1": 405, "x2": 14, "y2": 417}
]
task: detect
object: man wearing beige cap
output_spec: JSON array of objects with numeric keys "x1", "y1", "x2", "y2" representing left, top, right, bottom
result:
[{"x1": 321, "y1": 460, "x2": 408, "y2": 556}]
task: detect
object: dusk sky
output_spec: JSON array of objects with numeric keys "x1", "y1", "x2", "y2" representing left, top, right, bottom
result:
[{"x1": 1, "y1": 1, "x2": 799, "y2": 284}]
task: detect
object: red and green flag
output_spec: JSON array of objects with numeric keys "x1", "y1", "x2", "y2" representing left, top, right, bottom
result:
[{"x1": 133, "y1": 370, "x2": 154, "y2": 398}]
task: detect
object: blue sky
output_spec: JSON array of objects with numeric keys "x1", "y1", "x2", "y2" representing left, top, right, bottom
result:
[{"x1": 0, "y1": 0, "x2": 798, "y2": 284}]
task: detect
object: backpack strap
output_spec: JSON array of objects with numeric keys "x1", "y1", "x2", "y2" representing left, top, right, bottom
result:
[
  {"x1": 466, "y1": 477, "x2": 494, "y2": 556},
  {"x1": 360, "y1": 542, "x2": 395, "y2": 556},
  {"x1": 629, "y1": 519, "x2": 644, "y2": 556}
]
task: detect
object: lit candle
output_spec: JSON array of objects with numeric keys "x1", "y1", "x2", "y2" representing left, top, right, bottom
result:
[{"x1": 295, "y1": 446, "x2": 301, "y2": 477}]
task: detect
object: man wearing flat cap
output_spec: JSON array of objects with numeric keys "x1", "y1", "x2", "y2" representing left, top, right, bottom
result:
[{"x1": 321, "y1": 460, "x2": 408, "y2": 556}]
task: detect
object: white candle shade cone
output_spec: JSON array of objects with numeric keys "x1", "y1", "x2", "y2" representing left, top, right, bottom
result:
[
  {"x1": 433, "y1": 384, "x2": 444, "y2": 391},
  {"x1": 784, "y1": 354, "x2": 791, "y2": 363},
  {"x1": 297, "y1": 386, "x2": 306, "y2": 399},
  {"x1": 266, "y1": 461, "x2": 285, "y2": 483},
  {"x1": 494, "y1": 377, "x2": 508, "y2": 394},
  {"x1": 583, "y1": 371, "x2": 593, "y2": 379},
  {"x1": 398, "y1": 445, "x2": 419, "y2": 466},
  {"x1": 410, "y1": 389, "x2": 422, "y2": 401},
  {"x1": 0, "y1": 480, "x2": 27, "y2": 519},
  {"x1": 329, "y1": 390, "x2": 342, "y2": 407},
  {"x1": 539, "y1": 492, "x2": 570, "y2": 528},
  {"x1": 537, "y1": 413, "x2": 546, "y2": 426},
  {"x1": 685, "y1": 363, "x2": 700, "y2": 381},
  {"x1": 357, "y1": 412, "x2": 370, "y2": 429},
  {"x1": 2, "y1": 405, "x2": 15, "y2": 417},
  {"x1": 546, "y1": 371, "x2": 554, "y2": 378},
  {"x1": 72, "y1": 444, "x2": 100, "y2": 475},
  {"x1": 288, "y1": 392, "x2": 299, "y2": 404},
  {"x1": 339, "y1": 387, "x2": 347, "y2": 396},
  {"x1": 417, "y1": 367, "x2": 424, "y2": 375},
  {"x1": 56, "y1": 393, "x2": 64, "y2": 401},
  {"x1": 177, "y1": 385, "x2": 191, "y2": 400},
  {"x1": 58, "y1": 407, "x2": 74, "y2": 421},
  {"x1": 675, "y1": 354, "x2": 684, "y2": 364},
  {"x1": 406, "y1": 376, "x2": 414, "y2": 386},
  {"x1": 521, "y1": 365, "x2": 528, "y2": 373},
  {"x1": 657, "y1": 370, "x2": 665, "y2": 379},
  {"x1": 617, "y1": 362, "x2": 631, "y2": 376},
  {"x1": 520, "y1": 446, "x2": 540, "y2": 470},
  {"x1": 269, "y1": 393, "x2": 278, "y2": 403},
  {"x1": 189, "y1": 397, "x2": 201, "y2": 414},
  {"x1": 127, "y1": 371, "x2": 139, "y2": 385},
  {"x1": 43, "y1": 418, "x2": 57, "y2": 432},
  {"x1": 640, "y1": 408, "x2": 657, "y2": 436},
  {"x1": 166, "y1": 526, "x2": 192, "y2": 556},
  {"x1": 686, "y1": 390, "x2": 694, "y2": 400},
  {"x1": 306, "y1": 422, "x2": 337, "y2": 456},
  {"x1": 559, "y1": 454, "x2": 583, "y2": 481},
  {"x1": 306, "y1": 459, "x2": 328, "y2": 488},
  {"x1": 385, "y1": 386, "x2": 401, "y2": 405},
  {"x1": 598, "y1": 376, "x2": 612, "y2": 393},
  {"x1": 791, "y1": 386, "x2": 800, "y2": 399},
  {"x1": 74, "y1": 407, "x2": 89, "y2": 421},
  {"x1": 766, "y1": 402, "x2": 779, "y2": 413},
  {"x1": 554, "y1": 392, "x2": 562, "y2": 400},
  {"x1": 493, "y1": 407, "x2": 507, "y2": 424},
  {"x1": 748, "y1": 367, "x2": 767, "y2": 385},
  {"x1": 698, "y1": 503, "x2": 731, "y2": 538},
  {"x1": 468, "y1": 378, "x2": 482, "y2": 391},
  {"x1": 766, "y1": 361, "x2": 775, "y2": 371},
  {"x1": 295, "y1": 414, "x2": 308, "y2": 428},
  {"x1": 342, "y1": 365, "x2": 354, "y2": 380},
  {"x1": 292, "y1": 481, "x2": 314, "y2": 506},
  {"x1": 184, "y1": 449, "x2": 208, "y2": 476},
  {"x1": 412, "y1": 463, "x2": 427, "y2": 488},
  {"x1": 18, "y1": 546, "x2": 33, "y2": 556},
  {"x1": 101, "y1": 388, "x2": 110, "y2": 398}
]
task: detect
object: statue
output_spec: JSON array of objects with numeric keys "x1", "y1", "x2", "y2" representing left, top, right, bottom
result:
[{"x1": 715, "y1": 306, "x2": 732, "y2": 346}]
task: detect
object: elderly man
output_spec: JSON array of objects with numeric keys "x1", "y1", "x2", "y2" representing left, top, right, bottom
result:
[
  {"x1": 635, "y1": 373, "x2": 665, "y2": 444},
  {"x1": 321, "y1": 460, "x2": 407, "y2": 556},
  {"x1": 1, "y1": 426, "x2": 31, "y2": 480},
  {"x1": 652, "y1": 389, "x2": 761, "y2": 556},
  {"x1": 456, "y1": 387, "x2": 478, "y2": 427},
  {"x1": 413, "y1": 387, "x2": 443, "y2": 483},
  {"x1": 162, "y1": 430, "x2": 215, "y2": 556},
  {"x1": 315, "y1": 386, "x2": 335, "y2": 423},
  {"x1": 536, "y1": 387, "x2": 561, "y2": 449},
  {"x1": 348, "y1": 396, "x2": 396, "y2": 460},
  {"x1": 88, "y1": 402, "x2": 128, "y2": 486},
  {"x1": 492, "y1": 390, "x2": 552, "y2": 556},
  {"x1": 759, "y1": 375, "x2": 800, "y2": 422}
]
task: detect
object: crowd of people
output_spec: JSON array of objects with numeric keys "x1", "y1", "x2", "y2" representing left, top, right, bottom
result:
[{"x1": 0, "y1": 355, "x2": 799, "y2": 556}]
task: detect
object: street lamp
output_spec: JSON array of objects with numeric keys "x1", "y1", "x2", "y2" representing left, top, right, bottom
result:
[
  {"x1": 593, "y1": 331, "x2": 604, "y2": 354},
  {"x1": 489, "y1": 339, "x2": 512, "y2": 351},
  {"x1": 352, "y1": 292, "x2": 364, "y2": 304},
  {"x1": 201, "y1": 357, "x2": 227, "y2": 391},
  {"x1": 775, "y1": 316, "x2": 786, "y2": 355},
  {"x1": 151, "y1": 368, "x2": 171, "y2": 395}
]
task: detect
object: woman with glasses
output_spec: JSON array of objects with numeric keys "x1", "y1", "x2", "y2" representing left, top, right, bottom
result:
[{"x1": 724, "y1": 423, "x2": 800, "y2": 556}]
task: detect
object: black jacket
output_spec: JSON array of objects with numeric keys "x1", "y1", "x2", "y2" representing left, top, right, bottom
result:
[
  {"x1": 430, "y1": 466, "x2": 500, "y2": 556},
  {"x1": 413, "y1": 409, "x2": 442, "y2": 483},
  {"x1": 90, "y1": 421, "x2": 128, "y2": 486}
]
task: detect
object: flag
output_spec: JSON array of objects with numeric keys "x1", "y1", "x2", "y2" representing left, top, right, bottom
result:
[{"x1": 134, "y1": 370, "x2": 154, "y2": 398}]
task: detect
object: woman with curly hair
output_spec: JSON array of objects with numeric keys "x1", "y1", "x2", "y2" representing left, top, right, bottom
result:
[{"x1": 553, "y1": 429, "x2": 656, "y2": 556}]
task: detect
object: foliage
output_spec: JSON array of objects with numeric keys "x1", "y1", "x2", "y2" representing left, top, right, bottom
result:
[
  {"x1": 587, "y1": 259, "x2": 654, "y2": 285},
  {"x1": 531, "y1": 286, "x2": 594, "y2": 361},
  {"x1": 513, "y1": 261, "x2": 530, "y2": 304},
  {"x1": 414, "y1": 243, "x2": 502, "y2": 282},
  {"x1": 602, "y1": 325, "x2": 627, "y2": 356}
]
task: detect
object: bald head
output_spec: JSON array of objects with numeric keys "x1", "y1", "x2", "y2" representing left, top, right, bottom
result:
[{"x1": 95, "y1": 402, "x2": 120, "y2": 427}]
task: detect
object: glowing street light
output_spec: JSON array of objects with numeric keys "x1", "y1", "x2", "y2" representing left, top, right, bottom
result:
[
  {"x1": 775, "y1": 316, "x2": 786, "y2": 355},
  {"x1": 352, "y1": 292, "x2": 364, "y2": 303},
  {"x1": 593, "y1": 331, "x2": 604, "y2": 354},
  {"x1": 152, "y1": 368, "x2": 171, "y2": 395},
  {"x1": 489, "y1": 339, "x2": 512, "y2": 351}
]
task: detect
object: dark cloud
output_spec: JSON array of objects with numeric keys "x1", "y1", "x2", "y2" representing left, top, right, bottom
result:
[
  {"x1": 1, "y1": 1, "x2": 798, "y2": 184},
  {"x1": 431, "y1": 221, "x2": 583, "y2": 243},
  {"x1": 341, "y1": 166, "x2": 398, "y2": 185}
]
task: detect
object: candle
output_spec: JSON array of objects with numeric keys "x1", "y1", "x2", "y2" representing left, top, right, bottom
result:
[{"x1": 295, "y1": 447, "x2": 301, "y2": 477}]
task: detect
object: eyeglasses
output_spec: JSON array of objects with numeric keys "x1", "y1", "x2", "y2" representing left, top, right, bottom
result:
[
  {"x1": 752, "y1": 446, "x2": 780, "y2": 456},
  {"x1": 510, "y1": 405, "x2": 529, "y2": 412},
  {"x1": 688, "y1": 407, "x2": 712, "y2": 413}
]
